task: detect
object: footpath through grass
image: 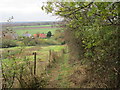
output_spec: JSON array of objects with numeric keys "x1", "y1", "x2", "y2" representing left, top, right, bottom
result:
[{"x1": 45, "y1": 51, "x2": 73, "y2": 88}]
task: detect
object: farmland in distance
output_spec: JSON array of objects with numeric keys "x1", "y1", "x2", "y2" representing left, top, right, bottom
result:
[{"x1": 13, "y1": 24, "x2": 61, "y2": 35}]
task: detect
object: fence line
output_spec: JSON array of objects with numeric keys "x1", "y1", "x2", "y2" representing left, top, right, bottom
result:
[{"x1": 1, "y1": 48, "x2": 67, "y2": 88}]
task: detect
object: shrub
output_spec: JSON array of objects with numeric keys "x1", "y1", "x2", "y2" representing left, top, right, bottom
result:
[
  {"x1": 17, "y1": 37, "x2": 60, "y2": 46},
  {"x1": 17, "y1": 36, "x2": 26, "y2": 41},
  {"x1": 1, "y1": 39, "x2": 17, "y2": 48},
  {"x1": 47, "y1": 31, "x2": 52, "y2": 38},
  {"x1": 22, "y1": 37, "x2": 31, "y2": 46},
  {"x1": 21, "y1": 37, "x2": 41, "y2": 46},
  {"x1": 61, "y1": 41, "x2": 66, "y2": 45},
  {"x1": 45, "y1": 39, "x2": 60, "y2": 45}
]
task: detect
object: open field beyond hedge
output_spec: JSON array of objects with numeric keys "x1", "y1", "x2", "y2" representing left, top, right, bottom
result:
[{"x1": 13, "y1": 25, "x2": 61, "y2": 35}]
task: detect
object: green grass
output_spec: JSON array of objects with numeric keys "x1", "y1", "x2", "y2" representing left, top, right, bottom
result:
[
  {"x1": 1, "y1": 46, "x2": 33, "y2": 51},
  {"x1": 56, "y1": 54, "x2": 71, "y2": 88},
  {"x1": 14, "y1": 28, "x2": 59, "y2": 35},
  {"x1": 13, "y1": 24, "x2": 61, "y2": 28},
  {"x1": 1, "y1": 45, "x2": 66, "y2": 88},
  {"x1": 45, "y1": 49, "x2": 72, "y2": 88},
  {"x1": 13, "y1": 25, "x2": 52, "y2": 28},
  {"x1": 40, "y1": 45, "x2": 65, "y2": 52},
  {"x1": 2, "y1": 45, "x2": 65, "y2": 60}
]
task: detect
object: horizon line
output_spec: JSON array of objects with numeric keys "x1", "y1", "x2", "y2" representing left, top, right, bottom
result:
[{"x1": 0, "y1": 20, "x2": 62, "y2": 23}]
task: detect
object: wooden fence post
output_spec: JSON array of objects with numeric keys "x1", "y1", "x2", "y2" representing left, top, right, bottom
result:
[
  {"x1": 33, "y1": 52, "x2": 37, "y2": 75},
  {"x1": 62, "y1": 49, "x2": 65, "y2": 54},
  {"x1": 49, "y1": 50, "x2": 52, "y2": 63}
]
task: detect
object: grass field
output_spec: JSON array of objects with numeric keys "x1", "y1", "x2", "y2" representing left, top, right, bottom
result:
[
  {"x1": 2, "y1": 45, "x2": 65, "y2": 62},
  {"x1": 13, "y1": 24, "x2": 60, "y2": 35},
  {"x1": 13, "y1": 25, "x2": 52, "y2": 28},
  {"x1": 1, "y1": 45, "x2": 66, "y2": 88},
  {"x1": 14, "y1": 28, "x2": 59, "y2": 35},
  {"x1": 1, "y1": 45, "x2": 65, "y2": 74}
]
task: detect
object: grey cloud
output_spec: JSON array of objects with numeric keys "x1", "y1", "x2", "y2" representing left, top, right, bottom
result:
[{"x1": 0, "y1": 0, "x2": 58, "y2": 22}]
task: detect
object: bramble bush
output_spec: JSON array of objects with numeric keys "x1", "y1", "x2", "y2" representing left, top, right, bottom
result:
[
  {"x1": 2, "y1": 49, "x2": 47, "y2": 88},
  {"x1": 1, "y1": 39, "x2": 17, "y2": 48}
]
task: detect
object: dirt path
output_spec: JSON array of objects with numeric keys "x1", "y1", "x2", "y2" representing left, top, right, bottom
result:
[
  {"x1": 45, "y1": 53, "x2": 72, "y2": 88},
  {"x1": 46, "y1": 65, "x2": 60, "y2": 88}
]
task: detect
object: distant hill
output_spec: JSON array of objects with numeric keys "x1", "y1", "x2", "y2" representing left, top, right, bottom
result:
[{"x1": 1, "y1": 21, "x2": 63, "y2": 27}]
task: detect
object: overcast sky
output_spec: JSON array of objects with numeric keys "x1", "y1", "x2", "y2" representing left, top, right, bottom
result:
[{"x1": 0, "y1": 0, "x2": 60, "y2": 22}]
